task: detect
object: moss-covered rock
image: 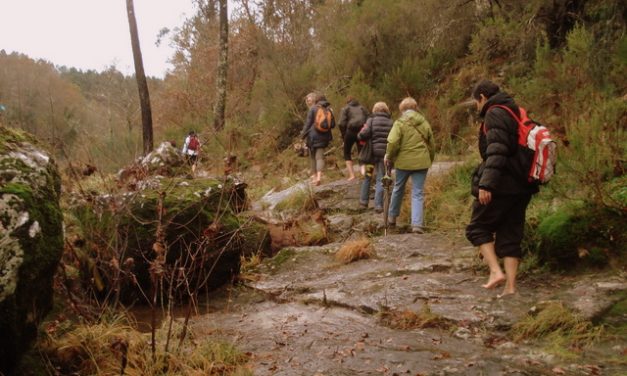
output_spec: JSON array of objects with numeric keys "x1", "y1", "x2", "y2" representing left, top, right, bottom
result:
[
  {"x1": 0, "y1": 126, "x2": 63, "y2": 375},
  {"x1": 69, "y1": 176, "x2": 259, "y2": 304},
  {"x1": 533, "y1": 201, "x2": 626, "y2": 269},
  {"x1": 116, "y1": 142, "x2": 188, "y2": 190}
]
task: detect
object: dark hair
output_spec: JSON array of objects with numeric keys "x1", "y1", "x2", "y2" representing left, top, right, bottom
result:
[
  {"x1": 472, "y1": 80, "x2": 500, "y2": 100},
  {"x1": 316, "y1": 94, "x2": 327, "y2": 103},
  {"x1": 189, "y1": 130, "x2": 196, "y2": 136}
]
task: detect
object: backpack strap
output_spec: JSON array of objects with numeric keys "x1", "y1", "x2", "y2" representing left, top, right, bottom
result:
[{"x1": 489, "y1": 104, "x2": 520, "y2": 122}]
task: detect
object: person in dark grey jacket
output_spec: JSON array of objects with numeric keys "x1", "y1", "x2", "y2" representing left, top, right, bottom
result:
[
  {"x1": 465, "y1": 80, "x2": 538, "y2": 297},
  {"x1": 300, "y1": 93, "x2": 335, "y2": 185},
  {"x1": 339, "y1": 96, "x2": 368, "y2": 180},
  {"x1": 357, "y1": 102, "x2": 393, "y2": 211}
]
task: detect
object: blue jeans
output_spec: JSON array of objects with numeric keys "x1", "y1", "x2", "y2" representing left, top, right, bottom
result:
[
  {"x1": 388, "y1": 168, "x2": 428, "y2": 227},
  {"x1": 360, "y1": 160, "x2": 385, "y2": 209}
]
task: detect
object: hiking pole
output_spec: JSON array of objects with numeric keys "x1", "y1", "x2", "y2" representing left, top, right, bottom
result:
[{"x1": 382, "y1": 159, "x2": 393, "y2": 236}]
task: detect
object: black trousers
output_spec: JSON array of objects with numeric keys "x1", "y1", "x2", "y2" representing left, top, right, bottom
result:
[
  {"x1": 343, "y1": 131, "x2": 362, "y2": 161},
  {"x1": 465, "y1": 194, "x2": 532, "y2": 258}
]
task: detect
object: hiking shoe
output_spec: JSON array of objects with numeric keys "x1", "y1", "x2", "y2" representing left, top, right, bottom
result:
[
  {"x1": 374, "y1": 207, "x2": 383, "y2": 213},
  {"x1": 411, "y1": 226, "x2": 424, "y2": 234}
]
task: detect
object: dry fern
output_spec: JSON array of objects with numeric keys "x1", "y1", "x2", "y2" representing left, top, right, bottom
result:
[{"x1": 335, "y1": 238, "x2": 374, "y2": 264}]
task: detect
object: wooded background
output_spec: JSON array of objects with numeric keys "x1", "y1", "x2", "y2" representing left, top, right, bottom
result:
[{"x1": 0, "y1": 0, "x2": 624, "y2": 187}]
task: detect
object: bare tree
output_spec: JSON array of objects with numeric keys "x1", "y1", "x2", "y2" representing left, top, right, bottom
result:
[
  {"x1": 213, "y1": 0, "x2": 229, "y2": 131},
  {"x1": 126, "y1": 0, "x2": 154, "y2": 154}
]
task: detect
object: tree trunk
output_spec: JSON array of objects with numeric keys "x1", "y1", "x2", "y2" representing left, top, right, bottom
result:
[
  {"x1": 213, "y1": 0, "x2": 228, "y2": 132},
  {"x1": 126, "y1": 0, "x2": 154, "y2": 154}
]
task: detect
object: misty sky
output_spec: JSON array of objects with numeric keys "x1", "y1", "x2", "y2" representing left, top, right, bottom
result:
[{"x1": 0, "y1": 0, "x2": 197, "y2": 78}]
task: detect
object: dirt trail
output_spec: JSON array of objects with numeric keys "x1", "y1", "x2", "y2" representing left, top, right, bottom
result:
[{"x1": 190, "y1": 164, "x2": 626, "y2": 375}]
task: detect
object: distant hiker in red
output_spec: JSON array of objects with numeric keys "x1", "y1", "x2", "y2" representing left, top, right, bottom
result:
[
  {"x1": 338, "y1": 96, "x2": 368, "y2": 181},
  {"x1": 465, "y1": 80, "x2": 539, "y2": 297},
  {"x1": 300, "y1": 93, "x2": 335, "y2": 186},
  {"x1": 182, "y1": 130, "x2": 201, "y2": 175}
]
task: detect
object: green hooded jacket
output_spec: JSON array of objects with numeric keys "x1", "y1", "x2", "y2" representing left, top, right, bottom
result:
[{"x1": 385, "y1": 110, "x2": 435, "y2": 170}]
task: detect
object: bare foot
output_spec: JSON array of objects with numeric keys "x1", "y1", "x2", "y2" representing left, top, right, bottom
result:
[
  {"x1": 497, "y1": 289, "x2": 517, "y2": 299},
  {"x1": 347, "y1": 176, "x2": 355, "y2": 181},
  {"x1": 482, "y1": 272, "x2": 505, "y2": 289},
  {"x1": 313, "y1": 179, "x2": 321, "y2": 186}
]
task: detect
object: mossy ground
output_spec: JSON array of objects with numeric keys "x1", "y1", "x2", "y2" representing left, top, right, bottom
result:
[
  {"x1": 273, "y1": 186, "x2": 317, "y2": 212},
  {"x1": 529, "y1": 202, "x2": 626, "y2": 269},
  {"x1": 268, "y1": 248, "x2": 297, "y2": 268},
  {"x1": 0, "y1": 125, "x2": 36, "y2": 154}
]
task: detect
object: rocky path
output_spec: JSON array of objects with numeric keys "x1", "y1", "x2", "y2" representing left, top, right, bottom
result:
[{"x1": 190, "y1": 164, "x2": 627, "y2": 375}]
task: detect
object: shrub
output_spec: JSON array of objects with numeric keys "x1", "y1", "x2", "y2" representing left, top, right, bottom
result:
[{"x1": 469, "y1": 15, "x2": 538, "y2": 66}]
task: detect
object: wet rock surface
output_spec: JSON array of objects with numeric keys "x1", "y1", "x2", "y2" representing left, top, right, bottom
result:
[
  {"x1": 190, "y1": 232, "x2": 625, "y2": 375},
  {"x1": 188, "y1": 163, "x2": 626, "y2": 375}
]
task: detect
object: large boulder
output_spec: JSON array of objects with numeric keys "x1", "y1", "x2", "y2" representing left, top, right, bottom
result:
[
  {"x1": 0, "y1": 126, "x2": 63, "y2": 374},
  {"x1": 68, "y1": 175, "x2": 269, "y2": 304},
  {"x1": 116, "y1": 141, "x2": 187, "y2": 190}
]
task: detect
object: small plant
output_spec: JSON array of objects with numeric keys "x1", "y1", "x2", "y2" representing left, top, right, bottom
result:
[
  {"x1": 511, "y1": 301, "x2": 604, "y2": 357},
  {"x1": 379, "y1": 304, "x2": 451, "y2": 330},
  {"x1": 335, "y1": 238, "x2": 374, "y2": 264},
  {"x1": 40, "y1": 313, "x2": 251, "y2": 375},
  {"x1": 240, "y1": 252, "x2": 262, "y2": 274},
  {"x1": 302, "y1": 217, "x2": 328, "y2": 245}
]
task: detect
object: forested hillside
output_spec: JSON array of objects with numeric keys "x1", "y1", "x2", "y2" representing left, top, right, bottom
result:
[
  {"x1": 1, "y1": 1, "x2": 625, "y2": 374},
  {"x1": 1, "y1": 0, "x2": 624, "y2": 251},
  {"x1": 1, "y1": 0, "x2": 623, "y2": 173}
]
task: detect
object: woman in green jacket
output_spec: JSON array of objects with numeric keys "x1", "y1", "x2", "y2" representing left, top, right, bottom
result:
[{"x1": 385, "y1": 97, "x2": 435, "y2": 233}]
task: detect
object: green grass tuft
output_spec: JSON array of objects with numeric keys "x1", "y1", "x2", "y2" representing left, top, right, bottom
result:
[{"x1": 512, "y1": 301, "x2": 603, "y2": 358}]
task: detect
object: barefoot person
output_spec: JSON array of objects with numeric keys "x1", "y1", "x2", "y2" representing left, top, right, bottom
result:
[
  {"x1": 338, "y1": 96, "x2": 368, "y2": 180},
  {"x1": 465, "y1": 80, "x2": 538, "y2": 296},
  {"x1": 300, "y1": 93, "x2": 335, "y2": 185}
]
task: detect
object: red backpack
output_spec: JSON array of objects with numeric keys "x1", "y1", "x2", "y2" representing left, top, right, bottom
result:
[
  {"x1": 488, "y1": 105, "x2": 557, "y2": 184},
  {"x1": 188, "y1": 136, "x2": 200, "y2": 151}
]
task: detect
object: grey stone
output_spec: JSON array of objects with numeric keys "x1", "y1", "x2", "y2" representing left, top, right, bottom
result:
[{"x1": 0, "y1": 127, "x2": 63, "y2": 374}]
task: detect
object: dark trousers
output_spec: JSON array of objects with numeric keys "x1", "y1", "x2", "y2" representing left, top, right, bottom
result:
[
  {"x1": 465, "y1": 194, "x2": 532, "y2": 258},
  {"x1": 343, "y1": 131, "x2": 362, "y2": 161}
]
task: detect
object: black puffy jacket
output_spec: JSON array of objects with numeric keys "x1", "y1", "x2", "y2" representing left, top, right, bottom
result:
[
  {"x1": 472, "y1": 92, "x2": 539, "y2": 197},
  {"x1": 357, "y1": 112, "x2": 393, "y2": 160},
  {"x1": 300, "y1": 100, "x2": 335, "y2": 149}
]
